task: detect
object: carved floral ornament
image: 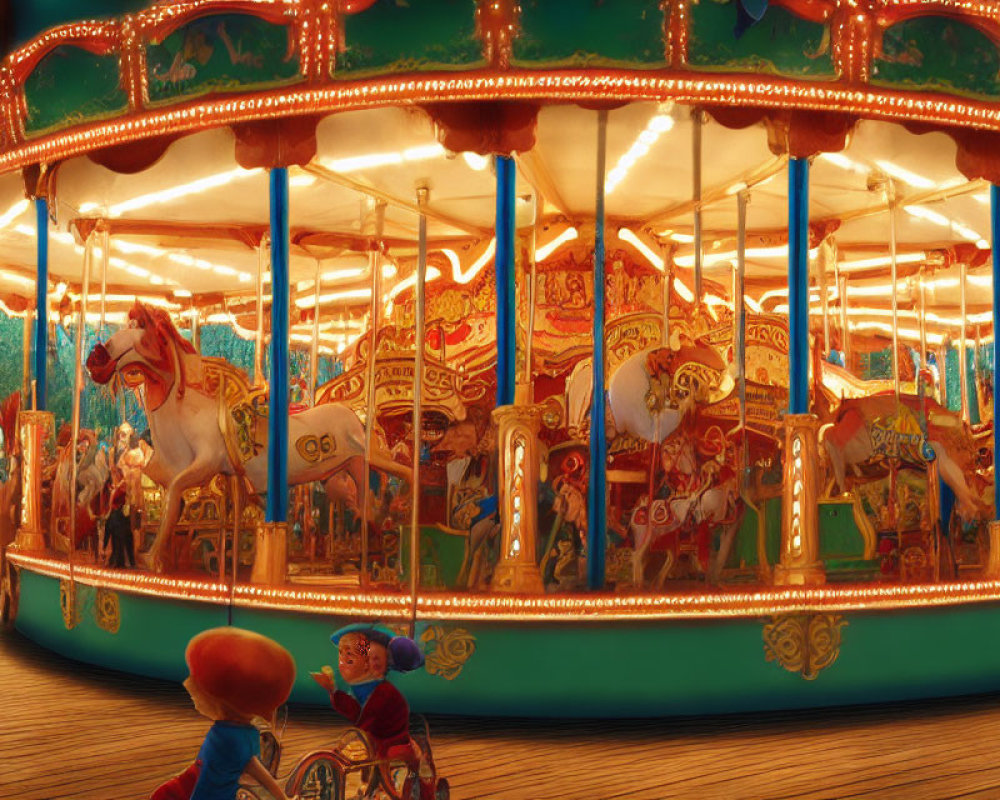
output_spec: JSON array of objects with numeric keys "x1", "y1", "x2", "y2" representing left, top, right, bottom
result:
[
  {"x1": 763, "y1": 612, "x2": 847, "y2": 680},
  {"x1": 2, "y1": 0, "x2": 1000, "y2": 170}
]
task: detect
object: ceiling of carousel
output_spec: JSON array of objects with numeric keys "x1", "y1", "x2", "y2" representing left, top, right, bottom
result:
[{"x1": 0, "y1": 101, "x2": 992, "y2": 352}]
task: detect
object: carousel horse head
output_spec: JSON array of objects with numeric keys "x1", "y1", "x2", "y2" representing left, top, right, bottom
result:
[{"x1": 86, "y1": 302, "x2": 196, "y2": 410}]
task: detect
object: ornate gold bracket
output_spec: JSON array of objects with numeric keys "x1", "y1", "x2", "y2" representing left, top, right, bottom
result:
[
  {"x1": 763, "y1": 612, "x2": 847, "y2": 680},
  {"x1": 14, "y1": 410, "x2": 54, "y2": 553},
  {"x1": 420, "y1": 625, "x2": 476, "y2": 681},
  {"x1": 59, "y1": 578, "x2": 78, "y2": 630},
  {"x1": 95, "y1": 588, "x2": 121, "y2": 634},
  {"x1": 491, "y1": 404, "x2": 545, "y2": 593}
]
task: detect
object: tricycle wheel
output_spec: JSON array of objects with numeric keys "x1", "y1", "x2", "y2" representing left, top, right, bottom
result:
[
  {"x1": 435, "y1": 778, "x2": 450, "y2": 800},
  {"x1": 286, "y1": 753, "x2": 342, "y2": 800}
]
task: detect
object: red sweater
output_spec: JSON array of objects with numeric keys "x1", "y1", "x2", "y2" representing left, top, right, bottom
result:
[{"x1": 331, "y1": 681, "x2": 410, "y2": 756}]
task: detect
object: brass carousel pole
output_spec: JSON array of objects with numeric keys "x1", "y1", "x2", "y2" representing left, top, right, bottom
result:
[
  {"x1": 525, "y1": 203, "x2": 538, "y2": 395},
  {"x1": 254, "y1": 235, "x2": 269, "y2": 387},
  {"x1": 736, "y1": 190, "x2": 749, "y2": 485},
  {"x1": 887, "y1": 183, "x2": 902, "y2": 533},
  {"x1": 839, "y1": 274, "x2": 850, "y2": 369},
  {"x1": 960, "y1": 259, "x2": 970, "y2": 423},
  {"x1": 819, "y1": 238, "x2": 831, "y2": 358},
  {"x1": 98, "y1": 224, "x2": 109, "y2": 334},
  {"x1": 661, "y1": 243, "x2": 671, "y2": 346},
  {"x1": 692, "y1": 109, "x2": 704, "y2": 306},
  {"x1": 888, "y1": 183, "x2": 901, "y2": 404},
  {"x1": 919, "y1": 268, "x2": 928, "y2": 371},
  {"x1": 69, "y1": 233, "x2": 94, "y2": 570},
  {"x1": 361, "y1": 200, "x2": 386, "y2": 589},
  {"x1": 305, "y1": 258, "x2": 321, "y2": 564},
  {"x1": 410, "y1": 187, "x2": 429, "y2": 628},
  {"x1": 309, "y1": 260, "x2": 321, "y2": 406}
]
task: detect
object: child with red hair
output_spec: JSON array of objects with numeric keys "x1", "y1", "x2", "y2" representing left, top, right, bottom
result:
[{"x1": 151, "y1": 627, "x2": 297, "y2": 800}]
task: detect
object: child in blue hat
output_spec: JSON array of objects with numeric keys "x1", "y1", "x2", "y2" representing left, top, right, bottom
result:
[{"x1": 311, "y1": 624, "x2": 431, "y2": 798}]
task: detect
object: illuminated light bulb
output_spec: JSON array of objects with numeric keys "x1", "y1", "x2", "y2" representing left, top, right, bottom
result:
[
  {"x1": 874, "y1": 160, "x2": 935, "y2": 189},
  {"x1": 617, "y1": 228, "x2": 664, "y2": 272},
  {"x1": 818, "y1": 152, "x2": 867, "y2": 174},
  {"x1": 0, "y1": 199, "x2": 29, "y2": 229},
  {"x1": 535, "y1": 228, "x2": 578, "y2": 261},
  {"x1": 838, "y1": 252, "x2": 927, "y2": 271},
  {"x1": 321, "y1": 267, "x2": 365, "y2": 282},
  {"x1": 903, "y1": 205, "x2": 950, "y2": 227},
  {"x1": 110, "y1": 168, "x2": 258, "y2": 215},
  {"x1": 462, "y1": 152, "x2": 490, "y2": 171},
  {"x1": 673, "y1": 278, "x2": 694, "y2": 303}
]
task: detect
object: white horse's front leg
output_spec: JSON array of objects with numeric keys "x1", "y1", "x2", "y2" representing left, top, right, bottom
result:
[
  {"x1": 148, "y1": 459, "x2": 218, "y2": 573},
  {"x1": 653, "y1": 549, "x2": 675, "y2": 590},
  {"x1": 708, "y1": 520, "x2": 739, "y2": 585},
  {"x1": 632, "y1": 533, "x2": 650, "y2": 587}
]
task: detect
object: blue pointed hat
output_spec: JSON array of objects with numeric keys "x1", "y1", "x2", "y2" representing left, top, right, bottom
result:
[{"x1": 330, "y1": 623, "x2": 425, "y2": 672}]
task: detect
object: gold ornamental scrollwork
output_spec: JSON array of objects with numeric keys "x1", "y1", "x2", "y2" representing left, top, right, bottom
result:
[
  {"x1": 95, "y1": 588, "x2": 121, "y2": 634},
  {"x1": 763, "y1": 613, "x2": 847, "y2": 681},
  {"x1": 420, "y1": 626, "x2": 476, "y2": 681},
  {"x1": 60, "y1": 578, "x2": 78, "y2": 630}
]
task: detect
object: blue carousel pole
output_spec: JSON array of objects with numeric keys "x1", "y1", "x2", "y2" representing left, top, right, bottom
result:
[
  {"x1": 788, "y1": 158, "x2": 810, "y2": 414},
  {"x1": 34, "y1": 197, "x2": 48, "y2": 410},
  {"x1": 587, "y1": 110, "x2": 609, "y2": 590},
  {"x1": 775, "y1": 154, "x2": 824, "y2": 586},
  {"x1": 267, "y1": 168, "x2": 290, "y2": 524},
  {"x1": 495, "y1": 155, "x2": 516, "y2": 407},
  {"x1": 991, "y1": 184, "x2": 1000, "y2": 520}
]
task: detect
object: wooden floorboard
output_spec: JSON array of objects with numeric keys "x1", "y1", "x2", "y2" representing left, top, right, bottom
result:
[{"x1": 4, "y1": 626, "x2": 1000, "y2": 800}]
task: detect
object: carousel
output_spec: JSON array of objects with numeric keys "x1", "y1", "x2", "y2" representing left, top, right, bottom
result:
[{"x1": 2, "y1": 0, "x2": 1000, "y2": 718}]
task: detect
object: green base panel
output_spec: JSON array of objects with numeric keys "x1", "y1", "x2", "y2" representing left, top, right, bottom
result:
[{"x1": 16, "y1": 567, "x2": 1000, "y2": 718}]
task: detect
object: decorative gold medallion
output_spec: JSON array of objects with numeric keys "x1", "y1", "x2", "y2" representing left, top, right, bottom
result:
[
  {"x1": 59, "y1": 579, "x2": 78, "y2": 630},
  {"x1": 420, "y1": 626, "x2": 476, "y2": 681},
  {"x1": 95, "y1": 588, "x2": 121, "y2": 634},
  {"x1": 763, "y1": 613, "x2": 846, "y2": 680}
]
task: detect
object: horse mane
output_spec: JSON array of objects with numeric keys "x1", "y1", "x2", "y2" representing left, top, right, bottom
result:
[{"x1": 129, "y1": 302, "x2": 197, "y2": 398}]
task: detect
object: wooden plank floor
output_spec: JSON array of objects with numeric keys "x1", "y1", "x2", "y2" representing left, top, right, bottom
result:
[{"x1": 4, "y1": 627, "x2": 1000, "y2": 800}]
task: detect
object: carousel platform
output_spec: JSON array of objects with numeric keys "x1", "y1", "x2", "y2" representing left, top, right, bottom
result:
[
  {"x1": 10, "y1": 550, "x2": 1000, "y2": 720},
  {"x1": 5, "y1": 623, "x2": 1000, "y2": 800}
]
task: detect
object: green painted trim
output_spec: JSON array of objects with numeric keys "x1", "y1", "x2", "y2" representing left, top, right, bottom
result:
[
  {"x1": 145, "y1": 14, "x2": 302, "y2": 107},
  {"x1": 15, "y1": 569, "x2": 227, "y2": 682},
  {"x1": 512, "y1": 0, "x2": 666, "y2": 69},
  {"x1": 688, "y1": 3, "x2": 835, "y2": 80},
  {"x1": 337, "y1": 1, "x2": 483, "y2": 78},
  {"x1": 874, "y1": 16, "x2": 1000, "y2": 101},
  {"x1": 18, "y1": 568, "x2": 1000, "y2": 717},
  {"x1": 23, "y1": 46, "x2": 128, "y2": 137}
]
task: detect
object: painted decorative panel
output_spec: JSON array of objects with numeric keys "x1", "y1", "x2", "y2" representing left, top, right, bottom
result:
[
  {"x1": 338, "y1": 0, "x2": 482, "y2": 76},
  {"x1": 688, "y1": 2, "x2": 835, "y2": 79},
  {"x1": 874, "y1": 17, "x2": 1000, "y2": 100},
  {"x1": 23, "y1": 46, "x2": 127, "y2": 136},
  {"x1": 146, "y1": 14, "x2": 301, "y2": 105},
  {"x1": 513, "y1": 0, "x2": 665, "y2": 68}
]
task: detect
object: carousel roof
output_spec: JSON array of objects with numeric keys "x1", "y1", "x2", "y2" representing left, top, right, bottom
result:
[
  {"x1": 0, "y1": 1, "x2": 998, "y2": 354},
  {"x1": 0, "y1": 102, "x2": 990, "y2": 352}
]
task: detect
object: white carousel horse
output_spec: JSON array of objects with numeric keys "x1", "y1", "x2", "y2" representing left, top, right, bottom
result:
[
  {"x1": 86, "y1": 302, "x2": 407, "y2": 572},
  {"x1": 629, "y1": 463, "x2": 742, "y2": 588}
]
